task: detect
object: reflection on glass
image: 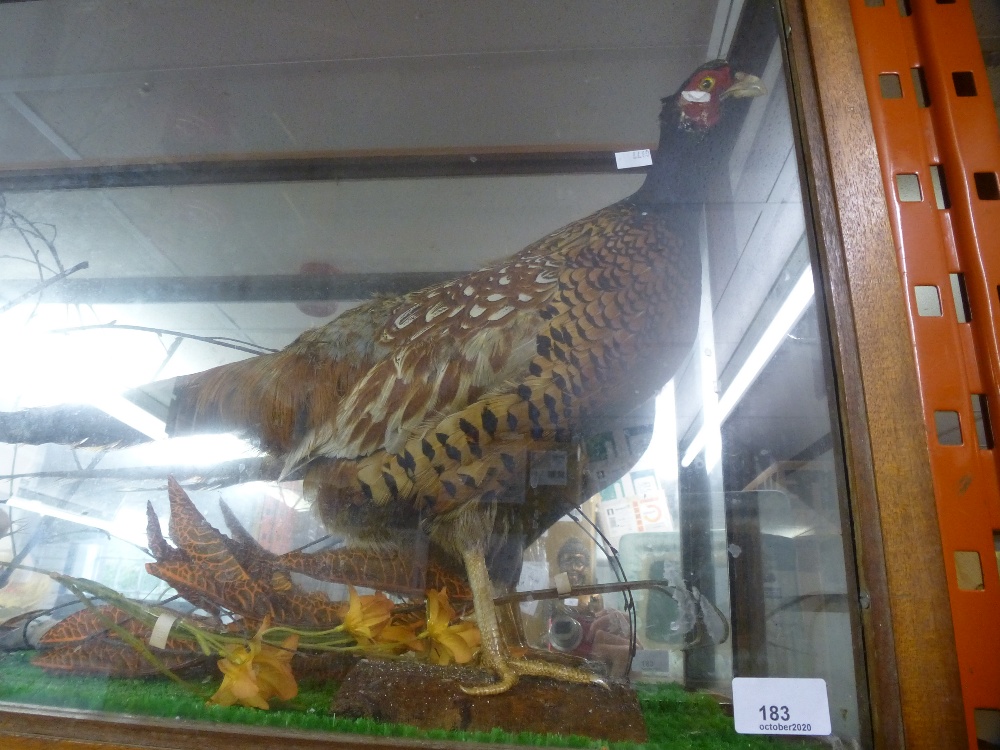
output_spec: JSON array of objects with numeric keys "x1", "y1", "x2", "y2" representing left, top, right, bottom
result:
[{"x1": 0, "y1": 1, "x2": 865, "y2": 747}]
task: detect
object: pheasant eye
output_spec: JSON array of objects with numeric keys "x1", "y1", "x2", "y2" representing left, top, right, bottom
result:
[{"x1": 700, "y1": 76, "x2": 715, "y2": 91}]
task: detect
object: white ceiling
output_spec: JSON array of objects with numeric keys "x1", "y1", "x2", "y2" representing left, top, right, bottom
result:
[{"x1": 0, "y1": 0, "x2": 717, "y2": 162}]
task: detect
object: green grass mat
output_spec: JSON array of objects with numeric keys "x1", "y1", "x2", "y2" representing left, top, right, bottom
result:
[{"x1": 0, "y1": 652, "x2": 808, "y2": 749}]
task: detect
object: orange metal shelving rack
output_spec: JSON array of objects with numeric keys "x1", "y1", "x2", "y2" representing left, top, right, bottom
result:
[{"x1": 850, "y1": 0, "x2": 1000, "y2": 746}]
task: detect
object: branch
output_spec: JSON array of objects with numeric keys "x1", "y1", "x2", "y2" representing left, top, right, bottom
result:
[
  {"x1": 0, "y1": 261, "x2": 89, "y2": 315},
  {"x1": 51, "y1": 322, "x2": 276, "y2": 355}
]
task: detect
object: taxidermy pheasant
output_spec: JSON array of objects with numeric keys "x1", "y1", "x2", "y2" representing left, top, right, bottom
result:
[
  {"x1": 3, "y1": 61, "x2": 765, "y2": 693},
  {"x1": 163, "y1": 59, "x2": 764, "y2": 693}
]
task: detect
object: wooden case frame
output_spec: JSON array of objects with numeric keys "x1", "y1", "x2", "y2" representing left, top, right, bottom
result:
[{"x1": 0, "y1": 1, "x2": 969, "y2": 748}]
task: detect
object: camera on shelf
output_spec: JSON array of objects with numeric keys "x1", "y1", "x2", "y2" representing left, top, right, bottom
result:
[{"x1": 548, "y1": 612, "x2": 589, "y2": 653}]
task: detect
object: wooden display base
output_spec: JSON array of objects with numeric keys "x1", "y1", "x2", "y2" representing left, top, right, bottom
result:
[{"x1": 330, "y1": 659, "x2": 648, "y2": 742}]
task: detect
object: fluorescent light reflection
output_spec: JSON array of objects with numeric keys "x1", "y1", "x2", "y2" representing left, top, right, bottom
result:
[
  {"x1": 119, "y1": 433, "x2": 260, "y2": 467},
  {"x1": 0, "y1": 326, "x2": 169, "y2": 412},
  {"x1": 681, "y1": 266, "x2": 815, "y2": 468},
  {"x1": 0, "y1": 306, "x2": 258, "y2": 460},
  {"x1": 635, "y1": 379, "x2": 679, "y2": 481},
  {"x1": 91, "y1": 394, "x2": 168, "y2": 440},
  {"x1": 6, "y1": 496, "x2": 148, "y2": 547}
]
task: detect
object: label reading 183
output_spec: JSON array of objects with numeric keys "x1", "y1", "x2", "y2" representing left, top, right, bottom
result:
[
  {"x1": 759, "y1": 705, "x2": 790, "y2": 722},
  {"x1": 732, "y1": 678, "x2": 831, "y2": 736}
]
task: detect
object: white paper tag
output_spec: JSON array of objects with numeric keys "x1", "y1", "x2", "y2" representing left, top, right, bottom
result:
[
  {"x1": 149, "y1": 613, "x2": 178, "y2": 650},
  {"x1": 732, "y1": 677, "x2": 831, "y2": 736},
  {"x1": 529, "y1": 450, "x2": 568, "y2": 487},
  {"x1": 614, "y1": 149, "x2": 653, "y2": 169},
  {"x1": 553, "y1": 571, "x2": 572, "y2": 595},
  {"x1": 631, "y1": 649, "x2": 670, "y2": 673}
]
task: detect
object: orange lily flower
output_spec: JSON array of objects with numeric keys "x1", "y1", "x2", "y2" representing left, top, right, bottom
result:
[
  {"x1": 418, "y1": 588, "x2": 480, "y2": 665},
  {"x1": 338, "y1": 586, "x2": 395, "y2": 645},
  {"x1": 375, "y1": 611, "x2": 425, "y2": 653},
  {"x1": 208, "y1": 620, "x2": 299, "y2": 710},
  {"x1": 253, "y1": 633, "x2": 299, "y2": 703}
]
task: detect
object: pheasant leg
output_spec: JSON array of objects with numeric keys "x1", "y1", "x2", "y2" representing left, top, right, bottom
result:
[{"x1": 460, "y1": 547, "x2": 603, "y2": 696}]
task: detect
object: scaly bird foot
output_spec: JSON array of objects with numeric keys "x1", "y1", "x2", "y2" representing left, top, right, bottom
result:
[
  {"x1": 459, "y1": 546, "x2": 608, "y2": 695},
  {"x1": 460, "y1": 649, "x2": 606, "y2": 696}
]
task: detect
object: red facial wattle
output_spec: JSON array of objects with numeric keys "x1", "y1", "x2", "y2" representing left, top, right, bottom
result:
[{"x1": 678, "y1": 65, "x2": 735, "y2": 131}]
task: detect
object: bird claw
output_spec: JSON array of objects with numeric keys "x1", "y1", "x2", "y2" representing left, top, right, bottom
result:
[
  {"x1": 459, "y1": 653, "x2": 604, "y2": 696},
  {"x1": 460, "y1": 666, "x2": 518, "y2": 696}
]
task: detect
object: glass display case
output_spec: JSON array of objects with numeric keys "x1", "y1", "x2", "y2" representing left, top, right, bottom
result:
[{"x1": 0, "y1": 1, "x2": 918, "y2": 748}]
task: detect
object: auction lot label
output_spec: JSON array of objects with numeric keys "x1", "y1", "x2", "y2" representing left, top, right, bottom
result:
[{"x1": 732, "y1": 677, "x2": 832, "y2": 736}]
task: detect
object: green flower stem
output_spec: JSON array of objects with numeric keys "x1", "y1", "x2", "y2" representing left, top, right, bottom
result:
[{"x1": 46, "y1": 573, "x2": 403, "y2": 656}]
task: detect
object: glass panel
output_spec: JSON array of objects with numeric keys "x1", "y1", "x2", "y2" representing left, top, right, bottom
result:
[{"x1": 0, "y1": 1, "x2": 866, "y2": 747}]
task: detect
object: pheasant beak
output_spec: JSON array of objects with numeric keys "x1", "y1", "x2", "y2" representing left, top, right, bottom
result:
[{"x1": 721, "y1": 71, "x2": 767, "y2": 100}]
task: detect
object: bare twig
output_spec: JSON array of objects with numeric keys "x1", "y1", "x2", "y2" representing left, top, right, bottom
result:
[
  {"x1": 51, "y1": 322, "x2": 276, "y2": 355},
  {"x1": 0, "y1": 456, "x2": 279, "y2": 488},
  {"x1": 0, "y1": 261, "x2": 90, "y2": 315},
  {"x1": 0, "y1": 517, "x2": 49, "y2": 589}
]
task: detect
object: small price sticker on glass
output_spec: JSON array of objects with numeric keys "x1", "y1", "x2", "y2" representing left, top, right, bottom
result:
[
  {"x1": 528, "y1": 450, "x2": 567, "y2": 487},
  {"x1": 614, "y1": 149, "x2": 652, "y2": 169},
  {"x1": 732, "y1": 677, "x2": 831, "y2": 736}
]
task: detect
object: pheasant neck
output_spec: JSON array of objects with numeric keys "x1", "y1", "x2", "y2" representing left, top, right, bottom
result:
[{"x1": 628, "y1": 106, "x2": 719, "y2": 208}]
